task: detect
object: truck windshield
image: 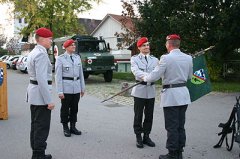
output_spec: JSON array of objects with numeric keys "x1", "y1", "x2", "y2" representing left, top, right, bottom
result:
[{"x1": 78, "y1": 41, "x2": 107, "y2": 52}]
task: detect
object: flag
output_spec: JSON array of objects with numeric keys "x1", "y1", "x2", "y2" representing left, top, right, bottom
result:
[
  {"x1": 187, "y1": 54, "x2": 212, "y2": 102},
  {"x1": 0, "y1": 67, "x2": 3, "y2": 86}
]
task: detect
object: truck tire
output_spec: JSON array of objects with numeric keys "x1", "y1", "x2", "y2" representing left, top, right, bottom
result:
[
  {"x1": 104, "y1": 70, "x2": 113, "y2": 82},
  {"x1": 84, "y1": 73, "x2": 89, "y2": 79}
]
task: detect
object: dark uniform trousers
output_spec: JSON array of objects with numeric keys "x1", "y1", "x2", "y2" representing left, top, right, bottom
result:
[
  {"x1": 133, "y1": 97, "x2": 155, "y2": 135},
  {"x1": 61, "y1": 93, "x2": 80, "y2": 123},
  {"x1": 163, "y1": 105, "x2": 188, "y2": 151},
  {"x1": 30, "y1": 105, "x2": 51, "y2": 156}
]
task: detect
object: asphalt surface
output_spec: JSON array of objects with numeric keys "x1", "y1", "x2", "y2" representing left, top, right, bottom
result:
[{"x1": 0, "y1": 69, "x2": 240, "y2": 159}]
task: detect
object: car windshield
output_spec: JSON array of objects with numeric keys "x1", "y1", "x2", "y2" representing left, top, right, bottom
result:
[{"x1": 77, "y1": 41, "x2": 107, "y2": 52}]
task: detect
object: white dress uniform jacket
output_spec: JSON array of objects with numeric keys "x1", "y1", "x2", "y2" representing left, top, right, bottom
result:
[
  {"x1": 131, "y1": 53, "x2": 159, "y2": 99},
  {"x1": 144, "y1": 49, "x2": 193, "y2": 107},
  {"x1": 55, "y1": 52, "x2": 85, "y2": 94},
  {"x1": 27, "y1": 45, "x2": 53, "y2": 105}
]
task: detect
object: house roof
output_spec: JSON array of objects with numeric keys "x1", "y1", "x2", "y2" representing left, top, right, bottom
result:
[
  {"x1": 91, "y1": 14, "x2": 135, "y2": 35},
  {"x1": 78, "y1": 18, "x2": 102, "y2": 35}
]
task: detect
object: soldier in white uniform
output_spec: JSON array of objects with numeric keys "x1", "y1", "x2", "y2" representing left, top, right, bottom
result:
[
  {"x1": 131, "y1": 37, "x2": 159, "y2": 148},
  {"x1": 55, "y1": 39, "x2": 85, "y2": 137},
  {"x1": 26, "y1": 28, "x2": 55, "y2": 159},
  {"x1": 143, "y1": 34, "x2": 193, "y2": 159}
]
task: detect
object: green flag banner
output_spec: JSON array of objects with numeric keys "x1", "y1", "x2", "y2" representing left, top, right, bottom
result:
[{"x1": 187, "y1": 54, "x2": 212, "y2": 102}]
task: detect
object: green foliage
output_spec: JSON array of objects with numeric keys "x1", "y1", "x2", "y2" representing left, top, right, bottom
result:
[
  {"x1": 0, "y1": 0, "x2": 101, "y2": 38},
  {"x1": 112, "y1": 72, "x2": 240, "y2": 92},
  {"x1": 0, "y1": 48, "x2": 8, "y2": 56},
  {"x1": 207, "y1": 58, "x2": 223, "y2": 81},
  {"x1": 212, "y1": 82, "x2": 240, "y2": 92},
  {"x1": 126, "y1": 0, "x2": 240, "y2": 62}
]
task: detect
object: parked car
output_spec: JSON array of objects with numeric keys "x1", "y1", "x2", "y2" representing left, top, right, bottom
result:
[
  {"x1": 16, "y1": 56, "x2": 28, "y2": 73},
  {"x1": 4, "y1": 55, "x2": 21, "y2": 69},
  {"x1": 11, "y1": 58, "x2": 20, "y2": 70},
  {"x1": 0, "y1": 55, "x2": 10, "y2": 61}
]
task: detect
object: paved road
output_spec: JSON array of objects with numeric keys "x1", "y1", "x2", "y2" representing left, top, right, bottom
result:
[{"x1": 0, "y1": 69, "x2": 240, "y2": 159}]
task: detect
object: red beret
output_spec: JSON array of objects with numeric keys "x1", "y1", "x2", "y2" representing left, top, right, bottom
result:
[
  {"x1": 63, "y1": 39, "x2": 75, "y2": 48},
  {"x1": 35, "y1": 28, "x2": 53, "y2": 38},
  {"x1": 166, "y1": 34, "x2": 180, "y2": 40},
  {"x1": 137, "y1": 37, "x2": 148, "y2": 47}
]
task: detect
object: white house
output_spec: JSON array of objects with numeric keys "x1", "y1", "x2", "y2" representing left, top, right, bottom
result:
[{"x1": 91, "y1": 14, "x2": 134, "y2": 72}]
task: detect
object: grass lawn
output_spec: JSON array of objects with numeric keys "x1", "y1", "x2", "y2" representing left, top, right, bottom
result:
[{"x1": 113, "y1": 72, "x2": 240, "y2": 92}]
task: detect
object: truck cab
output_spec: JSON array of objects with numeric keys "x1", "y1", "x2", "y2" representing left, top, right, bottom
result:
[{"x1": 53, "y1": 35, "x2": 115, "y2": 82}]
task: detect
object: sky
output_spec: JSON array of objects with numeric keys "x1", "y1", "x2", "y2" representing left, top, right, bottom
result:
[{"x1": 79, "y1": 0, "x2": 124, "y2": 20}]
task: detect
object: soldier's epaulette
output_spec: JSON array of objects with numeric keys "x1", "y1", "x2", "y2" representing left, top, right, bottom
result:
[{"x1": 74, "y1": 54, "x2": 80, "y2": 57}]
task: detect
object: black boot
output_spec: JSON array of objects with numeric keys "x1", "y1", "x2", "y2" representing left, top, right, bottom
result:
[
  {"x1": 70, "y1": 122, "x2": 82, "y2": 135},
  {"x1": 62, "y1": 123, "x2": 71, "y2": 137},
  {"x1": 143, "y1": 134, "x2": 155, "y2": 147},
  {"x1": 178, "y1": 148, "x2": 183, "y2": 159},
  {"x1": 136, "y1": 134, "x2": 144, "y2": 148},
  {"x1": 32, "y1": 151, "x2": 52, "y2": 159},
  {"x1": 159, "y1": 151, "x2": 178, "y2": 159}
]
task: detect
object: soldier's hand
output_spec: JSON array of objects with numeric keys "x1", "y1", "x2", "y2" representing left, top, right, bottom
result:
[
  {"x1": 47, "y1": 103, "x2": 55, "y2": 110},
  {"x1": 80, "y1": 92, "x2": 84, "y2": 97},
  {"x1": 59, "y1": 94, "x2": 64, "y2": 99}
]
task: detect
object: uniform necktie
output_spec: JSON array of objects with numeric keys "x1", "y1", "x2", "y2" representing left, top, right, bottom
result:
[
  {"x1": 145, "y1": 56, "x2": 148, "y2": 63},
  {"x1": 70, "y1": 55, "x2": 74, "y2": 62}
]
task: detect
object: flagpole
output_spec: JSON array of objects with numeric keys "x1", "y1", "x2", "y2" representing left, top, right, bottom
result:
[{"x1": 191, "y1": 46, "x2": 215, "y2": 58}]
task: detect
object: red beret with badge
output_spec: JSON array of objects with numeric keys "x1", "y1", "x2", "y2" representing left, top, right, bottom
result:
[
  {"x1": 63, "y1": 39, "x2": 75, "y2": 48},
  {"x1": 35, "y1": 27, "x2": 53, "y2": 38},
  {"x1": 137, "y1": 37, "x2": 148, "y2": 47},
  {"x1": 166, "y1": 34, "x2": 181, "y2": 40}
]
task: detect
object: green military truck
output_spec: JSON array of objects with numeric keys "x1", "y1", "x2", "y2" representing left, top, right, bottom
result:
[{"x1": 52, "y1": 35, "x2": 115, "y2": 82}]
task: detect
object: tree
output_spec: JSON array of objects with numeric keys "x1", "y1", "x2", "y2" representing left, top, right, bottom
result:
[
  {"x1": 0, "y1": 34, "x2": 7, "y2": 47},
  {"x1": 0, "y1": 0, "x2": 101, "y2": 38},
  {"x1": 122, "y1": 0, "x2": 240, "y2": 79},
  {"x1": 6, "y1": 37, "x2": 20, "y2": 54}
]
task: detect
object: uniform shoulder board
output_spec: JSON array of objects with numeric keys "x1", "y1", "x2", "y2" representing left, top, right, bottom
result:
[{"x1": 74, "y1": 54, "x2": 80, "y2": 57}]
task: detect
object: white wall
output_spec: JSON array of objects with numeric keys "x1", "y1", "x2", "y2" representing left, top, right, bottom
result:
[
  {"x1": 0, "y1": 3, "x2": 14, "y2": 40},
  {"x1": 92, "y1": 17, "x2": 123, "y2": 50}
]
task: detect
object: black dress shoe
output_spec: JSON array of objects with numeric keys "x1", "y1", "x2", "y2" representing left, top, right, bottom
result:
[
  {"x1": 70, "y1": 123, "x2": 82, "y2": 135},
  {"x1": 136, "y1": 134, "x2": 144, "y2": 148},
  {"x1": 44, "y1": 154, "x2": 52, "y2": 159},
  {"x1": 159, "y1": 151, "x2": 178, "y2": 159},
  {"x1": 63, "y1": 123, "x2": 71, "y2": 137},
  {"x1": 143, "y1": 136, "x2": 155, "y2": 147},
  {"x1": 136, "y1": 139, "x2": 144, "y2": 148}
]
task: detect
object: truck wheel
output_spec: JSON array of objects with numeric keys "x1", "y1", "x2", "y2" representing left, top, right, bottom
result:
[
  {"x1": 104, "y1": 70, "x2": 113, "y2": 82},
  {"x1": 84, "y1": 73, "x2": 89, "y2": 79}
]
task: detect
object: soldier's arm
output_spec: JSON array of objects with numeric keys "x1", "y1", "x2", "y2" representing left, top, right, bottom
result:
[
  {"x1": 144, "y1": 55, "x2": 167, "y2": 82},
  {"x1": 79, "y1": 56, "x2": 85, "y2": 93},
  {"x1": 55, "y1": 57, "x2": 63, "y2": 94},
  {"x1": 35, "y1": 53, "x2": 52, "y2": 104},
  {"x1": 131, "y1": 57, "x2": 148, "y2": 79}
]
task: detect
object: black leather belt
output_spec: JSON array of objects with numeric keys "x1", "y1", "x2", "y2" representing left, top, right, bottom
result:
[
  {"x1": 62, "y1": 77, "x2": 80, "y2": 80},
  {"x1": 30, "y1": 80, "x2": 52, "y2": 85},
  {"x1": 136, "y1": 80, "x2": 155, "y2": 85},
  {"x1": 163, "y1": 83, "x2": 186, "y2": 89}
]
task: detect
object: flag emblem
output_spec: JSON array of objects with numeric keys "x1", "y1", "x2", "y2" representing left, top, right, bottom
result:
[
  {"x1": 191, "y1": 69, "x2": 206, "y2": 85},
  {"x1": 0, "y1": 68, "x2": 3, "y2": 86}
]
